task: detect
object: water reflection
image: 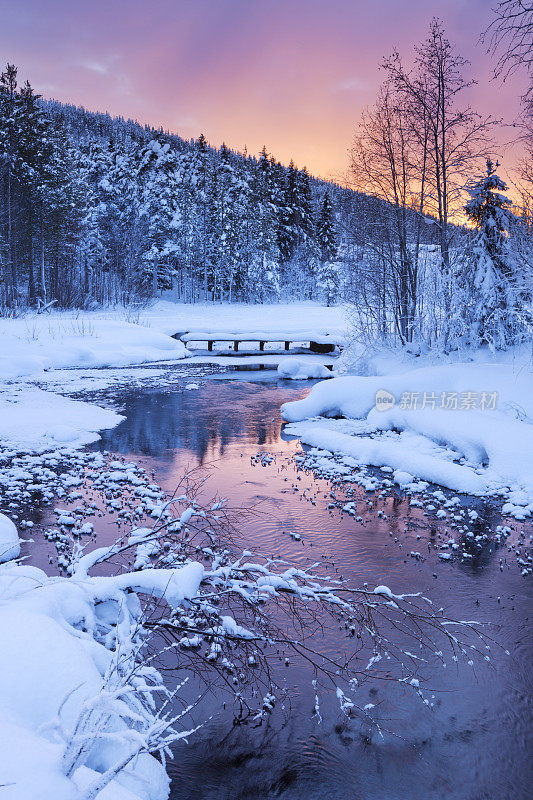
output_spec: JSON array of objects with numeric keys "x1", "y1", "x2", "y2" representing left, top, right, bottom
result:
[
  {"x1": 94, "y1": 380, "x2": 532, "y2": 800},
  {"x1": 99, "y1": 381, "x2": 310, "y2": 462}
]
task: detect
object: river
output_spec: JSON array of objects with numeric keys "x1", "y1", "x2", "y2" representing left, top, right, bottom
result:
[
  {"x1": 15, "y1": 373, "x2": 532, "y2": 799},
  {"x1": 92, "y1": 376, "x2": 531, "y2": 800}
]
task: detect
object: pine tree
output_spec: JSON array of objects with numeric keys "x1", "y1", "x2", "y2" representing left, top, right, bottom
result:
[
  {"x1": 273, "y1": 159, "x2": 293, "y2": 263},
  {"x1": 315, "y1": 191, "x2": 338, "y2": 306},
  {"x1": 0, "y1": 64, "x2": 20, "y2": 305},
  {"x1": 316, "y1": 191, "x2": 337, "y2": 262},
  {"x1": 246, "y1": 147, "x2": 279, "y2": 301},
  {"x1": 40, "y1": 126, "x2": 85, "y2": 305},
  {"x1": 464, "y1": 159, "x2": 530, "y2": 349},
  {"x1": 191, "y1": 134, "x2": 210, "y2": 298},
  {"x1": 17, "y1": 80, "x2": 55, "y2": 304},
  {"x1": 137, "y1": 136, "x2": 181, "y2": 295}
]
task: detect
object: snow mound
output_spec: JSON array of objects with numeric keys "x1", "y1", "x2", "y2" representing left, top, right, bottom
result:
[
  {"x1": 0, "y1": 557, "x2": 207, "y2": 800},
  {"x1": 0, "y1": 514, "x2": 20, "y2": 563},
  {"x1": 281, "y1": 362, "x2": 533, "y2": 514},
  {"x1": 277, "y1": 358, "x2": 332, "y2": 380},
  {"x1": 0, "y1": 386, "x2": 125, "y2": 451}
]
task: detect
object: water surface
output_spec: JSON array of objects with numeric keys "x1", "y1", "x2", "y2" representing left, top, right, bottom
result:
[{"x1": 93, "y1": 378, "x2": 532, "y2": 800}]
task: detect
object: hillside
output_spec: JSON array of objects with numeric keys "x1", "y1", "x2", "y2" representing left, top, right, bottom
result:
[{"x1": 0, "y1": 65, "x2": 440, "y2": 310}]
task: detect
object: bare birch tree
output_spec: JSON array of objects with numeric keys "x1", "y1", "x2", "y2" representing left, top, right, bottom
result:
[{"x1": 382, "y1": 19, "x2": 498, "y2": 348}]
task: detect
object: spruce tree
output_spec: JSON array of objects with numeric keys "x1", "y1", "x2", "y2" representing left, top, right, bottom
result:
[
  {"x1": 316, "y1": 191, "x2": 337, "y2": 262},
  {"x1": 315, "y1": 192, "x2": 339, "y2": 306},
  {"x1": 464, "y1": 159, "x2": 529, "y2": 349},
  {"x1": 137, "y1": 135, "x2": 181, "y2": 296},
  {"x1": 0, "y1": 64, "x2": 20, "y2": 305}
]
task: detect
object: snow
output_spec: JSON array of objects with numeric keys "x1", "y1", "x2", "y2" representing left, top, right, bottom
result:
[
  {"x1": 181, "y1": 329, "x2": 343, "y2": 344},
  {"x1": 0, "y1": 513, "x2": 20, "y2": 563},
  {"x1": 277, "y1": 358, "x2": 333, "y2": 380},
  {"x1": 281, "y1": 360, "x2": 533, "y2": 515},
  {"x1": 79, "y1": 564, "x2": 205, "y2": 610},
  {"x1": 0, "y1": 311, "x2": 189, "y2": 381},
  {"x1": 189, "y1": 352, "x2": 337, "y2": 370},
  {"x1": 0, "y1": 385, "x2": 124, "y2": 451},
  {"x1": 0, "y1": 562, "x2": 172, "y2": 800},
  {"x1": 149, "y1": 299, "x2": 348, "y2": 340},
  {"x1": 0, "y1": 302, "x2": 346, "y2": 385}
]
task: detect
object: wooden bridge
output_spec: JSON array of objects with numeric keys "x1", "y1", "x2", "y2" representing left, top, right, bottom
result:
[{"x1": 172, "y1": 329, "x2": 344, "y2": 356}]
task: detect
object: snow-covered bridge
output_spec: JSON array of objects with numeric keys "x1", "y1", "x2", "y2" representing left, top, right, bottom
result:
[{"x1": 172, "y1": 329, "x2": 345, "y2": 355}]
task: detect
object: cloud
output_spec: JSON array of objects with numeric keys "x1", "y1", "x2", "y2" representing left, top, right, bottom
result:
[
  {"x1": 79, "y1": 61, "x2": 109, "y2": 74},
  {"x1": 334, "y1": 77, "x2": 367, "y2": 92}
]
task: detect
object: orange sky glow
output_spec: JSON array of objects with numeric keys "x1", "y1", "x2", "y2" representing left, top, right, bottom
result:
[{"x1": 1, "y1": 0, "x2": 529, "y2": 185}]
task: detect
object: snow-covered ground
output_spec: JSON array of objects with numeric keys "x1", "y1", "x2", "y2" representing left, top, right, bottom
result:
[
  {"x1": 146, "y1": 299, "x2": 348, "y2": 339},
  {"x1": 282, "y1": 355, "x2": 533, "y2": 519},
  {"x1": 0, "y1": 301, "x2": 347, "y2": 381},
  {"x1": 0, "y1": 384, "x2": 125, "y2": 451},
  {"x1": 0, "y1": 560, "x2": 178, "y2": 800},
  {"x1": 0, "y1": 313, "x2": 188, "y2": 380}
]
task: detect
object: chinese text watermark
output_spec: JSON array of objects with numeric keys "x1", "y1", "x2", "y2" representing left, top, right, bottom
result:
[{"x1": 375, "y1": 390, "x2": 498, "y2": 412}]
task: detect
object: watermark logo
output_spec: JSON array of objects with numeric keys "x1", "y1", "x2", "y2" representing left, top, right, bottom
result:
[
  {"x1": 398, "y1": 390, "x2": 498, "y2": 411},
  {"x1": 374, "y1": 389, "x2": 498, "y2": 412},
  {"x1": 375, "y1": 389, "x2": 396, "y2": 411}
]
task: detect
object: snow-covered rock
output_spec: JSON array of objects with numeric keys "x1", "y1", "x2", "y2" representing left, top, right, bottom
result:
[
  {"x1": 0, "y1": 514, "x2": 20, "y2": 563},
  {"x1": 277, "y1": 358, "x2": 332, "y2": 380}
]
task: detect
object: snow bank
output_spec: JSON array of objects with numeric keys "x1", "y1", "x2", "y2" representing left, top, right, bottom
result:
[
  {"x1": 0, "y1": 554, "x2": 210, "y2": 800},
  {"x1": 281, "y1": 363, "x2": 533, "y2": 423},
  {"x1": 287, "y1": 420, "x2": 487, "y2": 495},
  {"x1": 277, "y1": 358, "x2": 333, "y2": 380},
  {"x1": 281, "y1": 362, "x2": 533, "y2": 514},
  {"x1": 0, "y1": 313, "x2": 189, "y2": 380},
  {"x1": 148, "y1": 299, "x2": 348, "y2": 339},
  {"x1": 0, "y1": 386, "x2": 124, "y2": 451},
  {"x1": 0, "y1": 513, "x2": 20, "y2": 563},
  {"x1": 0, "y1": 561, "x2": 174, "y2": 800}
]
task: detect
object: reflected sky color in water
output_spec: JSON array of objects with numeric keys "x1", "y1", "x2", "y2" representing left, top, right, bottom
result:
[{"x1": 94, "y1": 379, "x2": 532, "y2": 800}]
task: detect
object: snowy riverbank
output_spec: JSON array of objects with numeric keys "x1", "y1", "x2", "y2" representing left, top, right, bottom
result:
[
  {"x1": 0, "y1": 300, "x2": 348, "y2": 381},
  {"x1": 282, "y1": 355, "x2": 533, "y2": 519},
  {"x1": 0, "y1": 300, "x2": 347, "y2": 449}
]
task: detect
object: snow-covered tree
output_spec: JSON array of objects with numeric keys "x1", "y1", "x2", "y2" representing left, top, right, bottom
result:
[
  {"x1": 0, "y1": 60, "x2": 449, "y2": 311},
  {"x1": 317, "y1": 259, "x2": 339, "y2": 306},
  {"x1": 137, "y1": 137, "x2": 181, "y2": 295},
  {"x1": 315, "y1": 191, "x2": 338, "y2": 305},
  {"x1": 464, "y1": 159, "x2": 531, "y2": 349}
]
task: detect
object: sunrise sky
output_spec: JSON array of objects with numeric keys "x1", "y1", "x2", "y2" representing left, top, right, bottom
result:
[{"x1": 1, "y1": 0, "x2": 529, "y2": 180}]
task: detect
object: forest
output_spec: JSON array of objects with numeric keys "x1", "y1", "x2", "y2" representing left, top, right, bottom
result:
[{"x1": 0, "y1": 18, "x2": 531, "y2": 351}]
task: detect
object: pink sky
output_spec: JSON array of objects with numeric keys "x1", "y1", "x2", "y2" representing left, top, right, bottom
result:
[{"x1": 1, "y1": 0, "x2": 528, "y2": 180}]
